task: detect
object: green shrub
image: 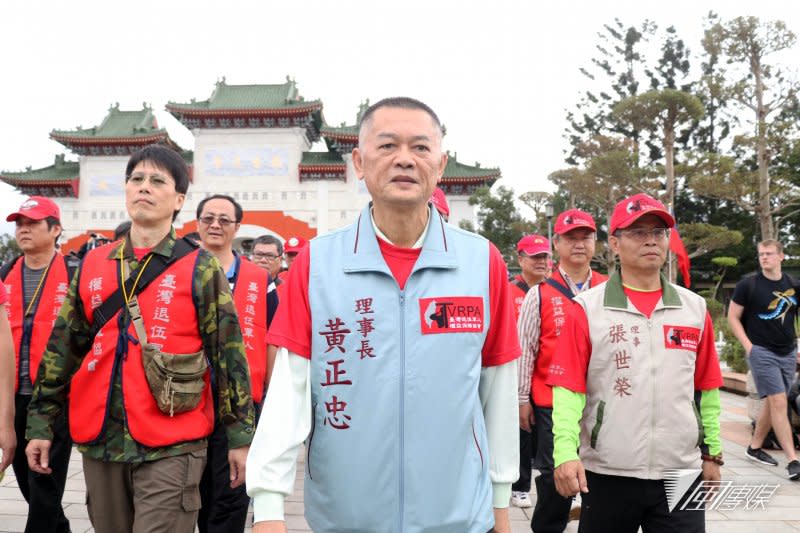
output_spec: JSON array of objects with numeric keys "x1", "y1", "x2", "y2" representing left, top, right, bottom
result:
[
  {"x1": 714, "y1": 318, "x2": 748, "y2": 373},
  {"x1": 704, "y1": 296, "x2": 724, "y2": 323}
]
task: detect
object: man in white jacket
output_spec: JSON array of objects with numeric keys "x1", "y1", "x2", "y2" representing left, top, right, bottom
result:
[{"x1": 246, "y1": 97, "x2": 520, "y2": 533}]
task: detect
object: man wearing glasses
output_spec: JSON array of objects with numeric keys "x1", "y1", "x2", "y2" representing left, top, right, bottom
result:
[
  {"x1": 25, "y1": 145, "x2": 255, "y2": 533},
  {"x1": 516, "y1": 209, "x2": 606, "y2": 531},
  {"x1": 728, "y1": 239, "x2": 800, "y2": 480},
  {"x1": 549, "y1": 193, "x2": 723, "y2": 532},
  {"x1": 251, "y1": 236, "x2": 284, "y2": 282},
  {"x1": 195, "y1": 194, "x2": 278, "y2": 533}
]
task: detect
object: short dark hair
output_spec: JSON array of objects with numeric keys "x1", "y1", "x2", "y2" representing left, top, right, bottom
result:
[
  {"x1": 44, "y1": 216, "x2": 61, "y2": 243},
  {"x1": 126, "y1": 144, "x2": 190, "y2": 194},
  {"x1": 253, "y1": 234, "x2": 283, "y2": 255},
  {"x1": 44, "y1": 216, "x2": 60, "y2": 230},
  {"x1": 196, "y1": 194, "x2": 242, "y2": 223},
  {"x1": 358, "y1": 97, "x2": 443, "y2": 138},
  {"x1": 125, "y1": 144, "x2": 190, "y2": 221}
]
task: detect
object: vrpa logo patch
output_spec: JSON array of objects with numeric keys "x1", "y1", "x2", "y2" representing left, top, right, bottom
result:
[
  {"x1": 663, "y1": 325, "x2": 701, "y2": 352},
  {"x1": 419, "y1": 297, "x2": 484, "y2": 334}
]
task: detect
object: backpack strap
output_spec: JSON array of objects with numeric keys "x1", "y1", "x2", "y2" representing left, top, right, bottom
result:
[
  {"x1": 0, "y1": 255, "x2": 21, "y2": 281},
  {"x1": 513, "y1": 277, "x2": 530, "y2": 294},
  {"x1": 89, "y1": 237, "x2": 198, "y2": 338},
  {"x1": 544, "y1": 277, "x2": 576, "y2": 301},
  {"x1": 2, "y1": 254, "x2": 76, "y2": 283},
  {"x1": 62, "y1": 254, "x2": 78, "y2": 283}
]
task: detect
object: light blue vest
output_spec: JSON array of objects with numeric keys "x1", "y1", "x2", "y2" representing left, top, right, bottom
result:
[{"x1": 305, "y1": 203, "x2": 493, "y2": 533}]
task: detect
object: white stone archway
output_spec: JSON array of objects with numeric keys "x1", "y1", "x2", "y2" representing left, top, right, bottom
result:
[{"x1": 233, "y1": 223, "x2": 285, "y2": 253}]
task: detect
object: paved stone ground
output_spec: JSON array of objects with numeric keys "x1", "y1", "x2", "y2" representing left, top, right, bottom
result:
[{"x1": 1, "y1": 390, "x2": 799, "y2": 532}]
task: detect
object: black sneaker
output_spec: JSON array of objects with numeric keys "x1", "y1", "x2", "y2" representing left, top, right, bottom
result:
[
  {"x1": 746, "y1": 446, "x2": 779, "y2": 466},
  {"x1": 788, "y1": 460, "x2": 800, "y2": 481}
]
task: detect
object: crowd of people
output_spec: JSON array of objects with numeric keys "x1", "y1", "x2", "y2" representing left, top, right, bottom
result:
[{"x1": 0, "y1": 97, "x2": 797, "y2": 533}]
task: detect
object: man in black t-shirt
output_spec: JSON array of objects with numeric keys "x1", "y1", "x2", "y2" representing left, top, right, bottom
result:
[{"x1": 728, "y1": 239, "x2": 800, "y2": 480}]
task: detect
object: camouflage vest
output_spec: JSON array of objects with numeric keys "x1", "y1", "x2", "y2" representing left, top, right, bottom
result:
[{"x1": 69, "y1": 243, "x2": 213, "y2": 447}]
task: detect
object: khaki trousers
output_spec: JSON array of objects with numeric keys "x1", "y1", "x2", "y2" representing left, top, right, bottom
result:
[{"x1": 82, "y1": 449, "x2": 207, "y2": 533}]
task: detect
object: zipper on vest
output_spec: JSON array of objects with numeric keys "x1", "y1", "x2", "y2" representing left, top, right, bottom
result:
[
  {"x1": 691, "y1": 400, "x2": 704, "y2": 448},
  {"x1": 19, "y1": 270, "x2": 32, "y2": 393},
  {"x1": 589, "y1": 400, "x2": 606, "y2": 449},
  {"x1": 398, "y1": 291, "x2": 406, "y2": 533},
  {"x1": 472, "y1": 423, "x2": 484, "y2": 470},
  {"x1": 91, "y1": 314, "x2": 126, "y2": 448},
  {"x1": 20, "y1": 316, "x2": 34, "y2": 392},
  {"x1": 306, "y1": 403, "x2": 316, "y2": 480}
]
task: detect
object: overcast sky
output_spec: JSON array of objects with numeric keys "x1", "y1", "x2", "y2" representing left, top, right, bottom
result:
[{"x1": 1, "y1": 0, "x2": 797, "y2": 235}]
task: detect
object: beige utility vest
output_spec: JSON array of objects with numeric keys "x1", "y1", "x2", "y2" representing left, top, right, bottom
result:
[{"x1": 574, "y1": 272, "x2": 706, "y2": 479}]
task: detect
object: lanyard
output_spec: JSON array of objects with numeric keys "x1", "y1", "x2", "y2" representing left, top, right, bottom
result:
[
  {"x1": 118, "y1": 242, "x2": 154, "y2": 303},
  {"x1": 24, "y1": 257, "x2": 53, "y2": 317}
]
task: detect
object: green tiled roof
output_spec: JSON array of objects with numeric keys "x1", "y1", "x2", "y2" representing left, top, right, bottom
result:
[
  {"x1": 51, "y1": 104, "x2": 165, "y2": 139},
  {"x1": 443, "y1": 154, "x2": 500, "y2": 179},
  {"x1": 0, "y1": 154, "x2": 78, "y2": 183},
  {"x1": 321, "y1": 123, "x2": 358, "y2": 137},
  {"x1": 321, "y1": 100, "x2": 369, "y2": 137},
  {"x1": 321, "y1": 123, "x2": 358, "y2": 154},
  {"x1": 300, "y1": 152, "x2": 345, "y2": 165},
  {"x1": 167, "y1": 77, "x2": 321, "y2": 111}
]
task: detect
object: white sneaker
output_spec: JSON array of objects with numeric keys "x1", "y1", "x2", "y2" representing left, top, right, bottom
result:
[{"x1": 511, "y1": 491, "x2": 532, "y2": 508}]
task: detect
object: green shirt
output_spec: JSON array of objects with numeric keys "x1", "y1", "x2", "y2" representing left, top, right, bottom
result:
[{"x1": 26, "y1": 229, "x2": 255, "y2": 462}]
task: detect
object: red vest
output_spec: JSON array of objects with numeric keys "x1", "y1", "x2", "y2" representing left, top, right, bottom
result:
[
  {"x1": 533, "y1": 269, "x2": 607, "y2": 407},
  {"x1": 2, "y1": 254, "x2": 70, "y2": 393},
  {"x1": 509, "y1": 275, "x2": 531, "y2": 323},
  {"x1": 233, "y1": 259, "x2": 269, "y2": 404},
  {"x1": 69, "y1": 244, "x2": 213, "y2": 448}
]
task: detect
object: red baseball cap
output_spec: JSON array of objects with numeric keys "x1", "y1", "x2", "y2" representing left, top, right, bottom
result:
[
  {"x1": 517, "y1": 234, "x2": 551, "y2": 256},
  {"x1": 6, "y1": 196, "x2": 60, "y2": 222},
  {"x1": 609, "y1": 193, "x2": 675, "y2": 234},
  {"x1": 553, "y1": 209, "x2": 596, "y2": 235},
  {"x1": 284, "y1": 236, "x2": 308, "y2": 254},
  {"x1": 430, "y1": 188, "x2": 450, "y2": 217}
]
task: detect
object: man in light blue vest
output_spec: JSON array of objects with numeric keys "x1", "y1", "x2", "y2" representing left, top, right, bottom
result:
[{"x1": 247, "y1": 97, "x2": 521, "y2": 533}]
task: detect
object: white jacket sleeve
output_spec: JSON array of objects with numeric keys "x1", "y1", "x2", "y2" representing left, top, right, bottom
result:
[
  {"x1": 516, "y1": 287, "x2": 541, "y2": 404},
  {"x1": 479, "y1": 358, "x2": 520, "y2": 508},
  {"x1": 246, "y1": 347, "x2": 311, "y2": 523}
]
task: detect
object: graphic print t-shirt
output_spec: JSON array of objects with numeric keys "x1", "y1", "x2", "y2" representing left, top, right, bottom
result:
[{"x1": 731, "y1": 272, "x2": 799, "y2": 354}]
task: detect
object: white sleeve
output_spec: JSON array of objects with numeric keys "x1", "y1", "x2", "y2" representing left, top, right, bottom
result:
[
  {"x1": 479, "y1": 358, "x2": 520, "y2": 508},
  {"x1": 246, "y1": 347, "x2": 311, "y2": 523},
  {"x1": 516, "y1": 287, "x2": 540, "y2": 404}
]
